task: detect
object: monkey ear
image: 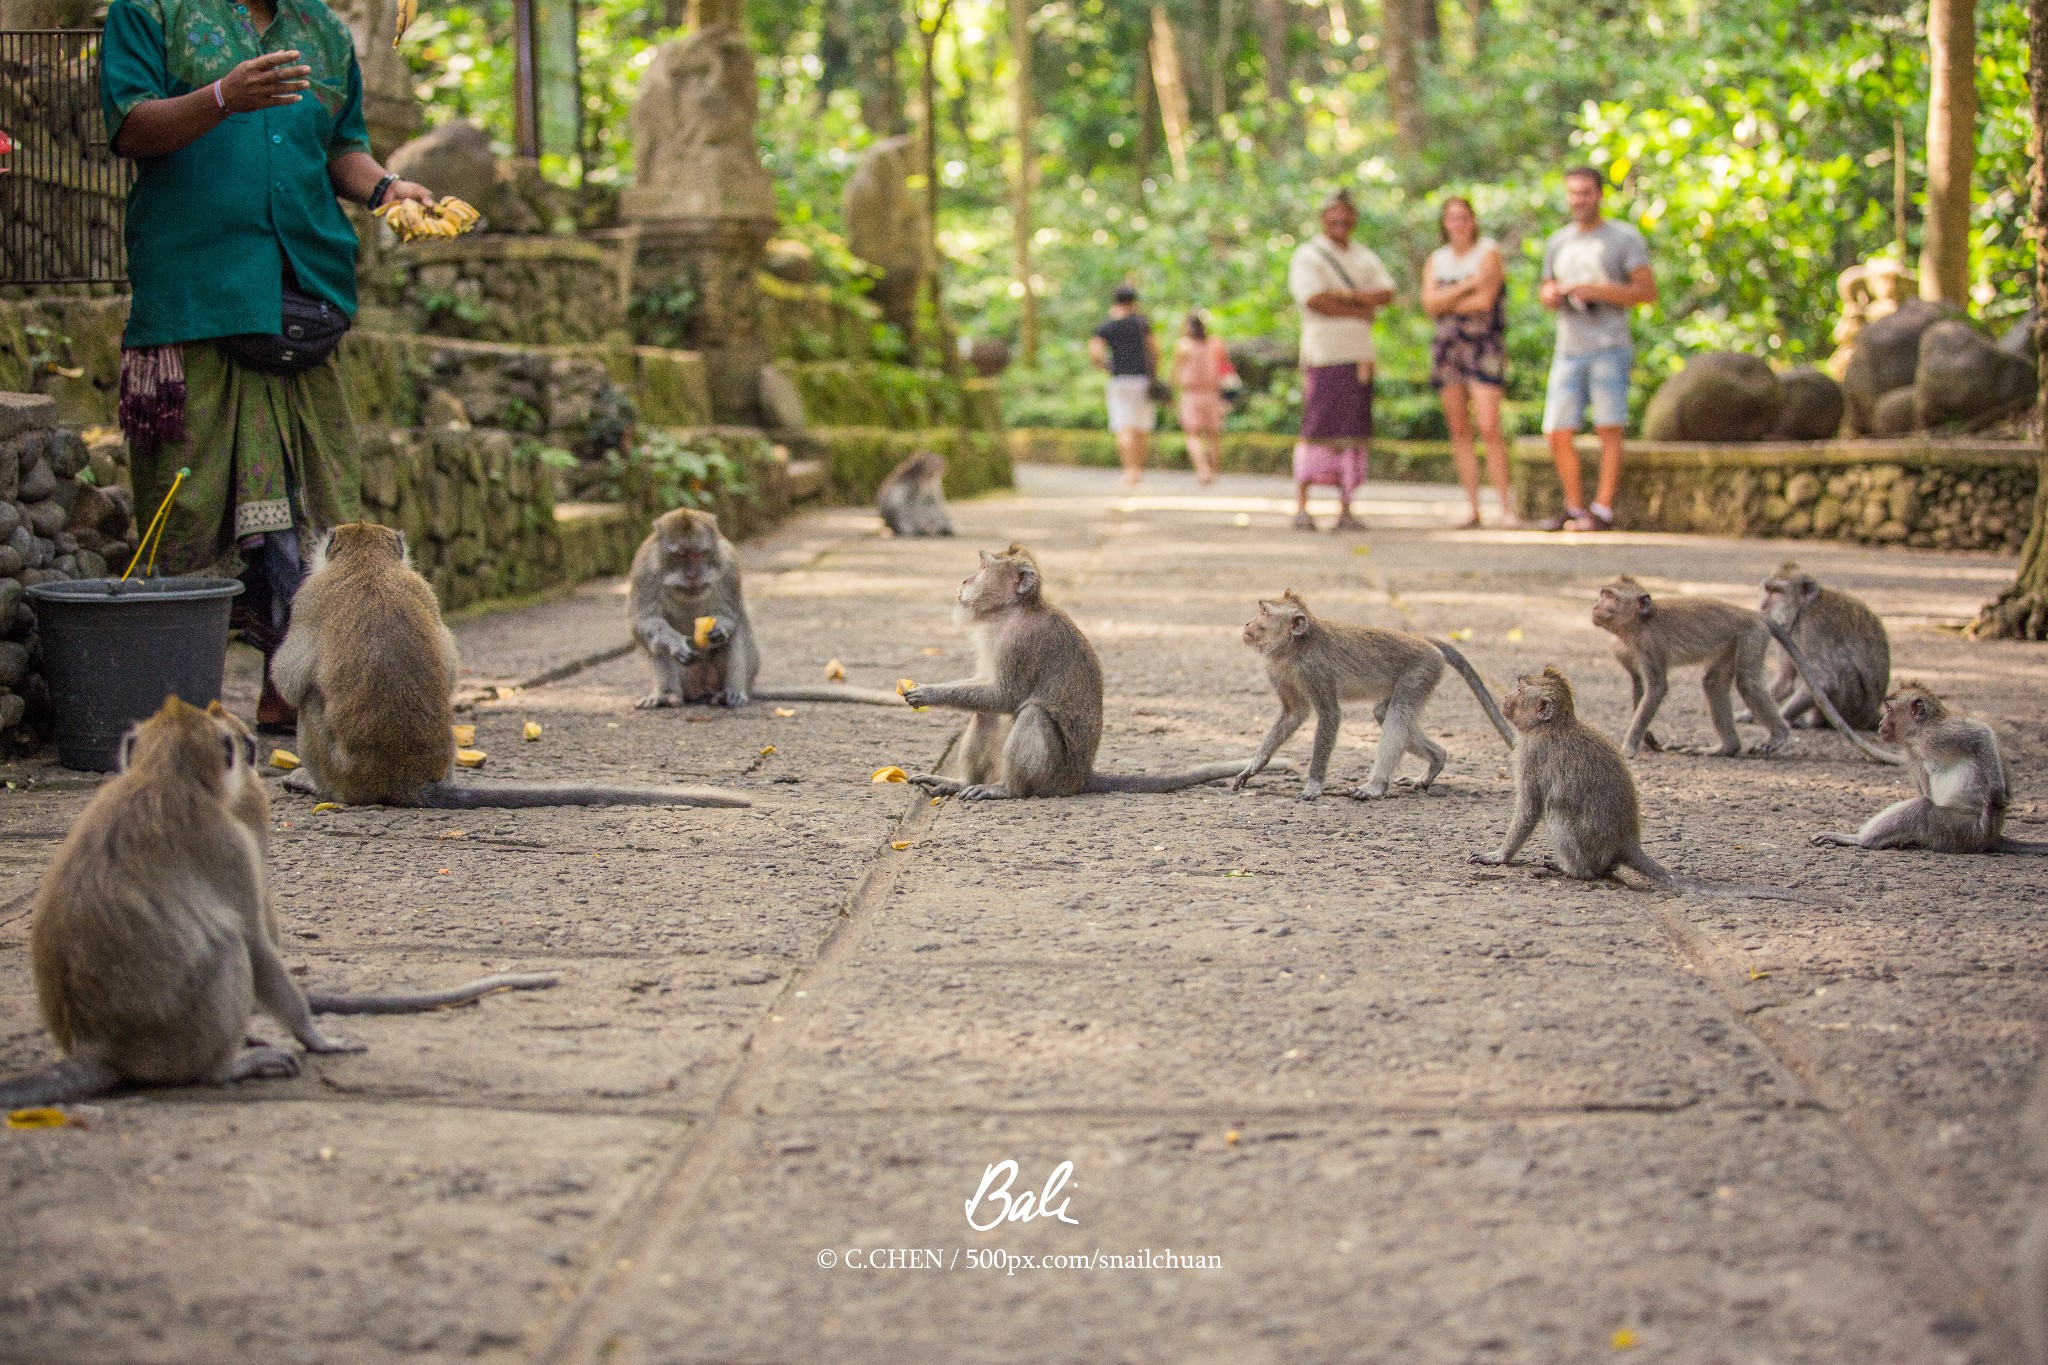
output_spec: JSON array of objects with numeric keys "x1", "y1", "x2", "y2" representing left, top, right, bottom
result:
[
  {"x1": 1636, "y1": 595, "x2": 1653, "y2": 619},
  {"x1": 979, "y1": 551, "x2": 995, "y2": 568},
  {"x1": 116, "y1": 729, "x2": 136, "y2": 772},
  {"x1": 1910, "y1": 695, "x2": 1929, "y2": 721},
  {"x1": 1799, "y1": 580, "x2": 1820, "y2": 604},
  {"x1": 1288, "y1": 612, "x2": 1310, "y2": 637},
  {"x1": 1534, "y1": 697, "x2": 1553, "y2": 721},
  {"x1": 1013, "y1": 563, "x2": 1038, "y2": 596}
]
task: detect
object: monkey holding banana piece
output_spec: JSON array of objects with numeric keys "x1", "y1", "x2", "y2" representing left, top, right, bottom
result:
[
  {"x1": 1811, "y1": 683, "x2": 2048, "y2": 855},
  {"x1": 0, "y1": 698, "x2": 366, "y2": 1109},
  {"x1": 1757, "y1": 562, "x2": 1890, "y2": 732},
  {"x1": 903, "y1": 544, "x2": 1257, "y2": 799},
  {"x1": 876, "y1": 451, "x2": 955, "y2": 537},
  {"x1": 1591, "y1": 575, "x2": 1900, "y2": 765},
  {"x1": 1233, "y1": 590, "x2": 1515, "y2": 801},
  {"x1": 630, "y1": 508, "x2": 902, "y2": 708},
  {"x1": 276, "y1": 522, "x2": 749, "y2": 809}
]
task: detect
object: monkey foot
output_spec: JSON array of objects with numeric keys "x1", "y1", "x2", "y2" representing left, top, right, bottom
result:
[
  {"x1": 1468, "y1": 852, "x2": 1509, "y2": 866},
  {"x1": 908, "y1": 774, "x2": 963, "y2": 796},
  {"x1": 957, "y1": 784, "x2": 1011, "y2": 801},
  {"x1": 282, "y1": 770, "x2": 319, "y2": 797},
  {"x1": 226, "y1": 1045, "x2": 301, "y2": 1083},
  {"x1": 1746, "y1": 738, "x2": 1788, "y2": 756},
  {"x1": 301, "y1": 1031, "x2": 368, "y2": 1055},
  {"x1": 1348, "y1": 783, "x2": 1392, "y2": 800},
  {"x1": 1810, "y1": 832, "x2": 1858, "y2": 848},
  {"x1": 717, "y1": 690, "x2": 751, "y2": 708},
  {"x1": 636, "y1": 692, "x2": 684, "y2": 709}
]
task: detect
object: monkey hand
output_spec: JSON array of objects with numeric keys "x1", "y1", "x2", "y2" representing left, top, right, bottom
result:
[
  {"x1": 717, "y1": 688, "x2": 750, "y2": 708},
  {"x1": 901, "y1": 685, "x2": 933, "y2": 709},
  {"x1": 637, "y1": 690, "x2": 684, "y2": 709},
  {"x1": 1469, "y1": 850, "x2": 1510, "y2": 866},
  {"x1": 1229, "y1": 764, "x2": 1258, "y2": 792},
  {"x1": 1297, "y1": 779, "x2": 1324, "y2": 801},
  {"x1": 1809, "y1": 832, "x2": 1857, "y2": 848},
  {"x1": 300, "y1": 1029, "x2": 368, "y2": 1054}
]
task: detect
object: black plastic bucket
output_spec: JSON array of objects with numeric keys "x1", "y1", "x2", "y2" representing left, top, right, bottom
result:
[{"x1": 26, "y1": 576, "x2": 245, "y2": 771}]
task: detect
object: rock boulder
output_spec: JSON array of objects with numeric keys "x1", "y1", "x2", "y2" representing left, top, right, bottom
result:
[
  {"x1": 1915, "y1": 319, "x2": 2036, "y2": 430},
  {"x1": 387, "y1": 120, "x2": 500, "y2": 223},
  {"x1": 1641, "y1": 351, "x2": 1783, "y2": 442},
  {"x1": 1870, "y1": 385, "x2": 1919, "y2": 436},
  {"x1": 1843, "y1": 299, "x2": 1956, "y2": 433},
  {"x1": 1768, "y1": 367, "x2": 1846, "y2": 440}
]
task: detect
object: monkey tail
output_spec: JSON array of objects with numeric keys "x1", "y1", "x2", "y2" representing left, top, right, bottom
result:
[
  {"x1": 1085, "y1": 761, "x2": 1252, "y2": 794},
  {"x1": 1432, "y1": 640, "x2": 1516, "y2": 749},
  {"x1": 1637, "y1": 846, "x2": 1835, "y2": 903},
  {"x1": 309, "y1": 972, "x2": 560, "y2": 1015},
  {"x1": 750, "y1": 685, "x2": 909, "y2": 707},
  {"x1": 1760, "y1": 620, "x2": 1908, "y2": 765},
  {"x1": 1621, "y1": 846, "x2": 1680, "y2": 890},
  {"x1": 1996, "y1": 837, "x2": 2048, "y2": 856},
  {"x1": 0, "y1": 1058, "x2": 120, "y2": 1109},
  {"x1": 413, "y1": 782, "x2": 751, "y2": 809}
]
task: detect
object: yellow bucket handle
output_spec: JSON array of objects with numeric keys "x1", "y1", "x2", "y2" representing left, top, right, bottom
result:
[{"x1": 120, "y1": 465, "x2": 190, "y2": 582}]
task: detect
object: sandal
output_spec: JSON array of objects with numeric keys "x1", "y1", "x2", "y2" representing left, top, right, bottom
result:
[
  {"x1": 1536, "y1": 509, "x2": 1584, "y2": 532},
  {"x1": 1293, "y1": 511, "x2": 1317, "y2": 531},
  {"x1": 1332, "y1": 512, "x2": 1365, "y2": 534},
  {"x1": 1567, "y1": 508, "x2": 1614, "y2": 532}
]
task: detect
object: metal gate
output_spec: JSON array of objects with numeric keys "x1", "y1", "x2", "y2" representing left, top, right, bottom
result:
[{"x1": 0, "y1": 29, "x2": 133, "y2": 286}]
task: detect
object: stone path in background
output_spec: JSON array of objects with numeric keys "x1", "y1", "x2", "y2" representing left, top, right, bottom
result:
[{"x1": 2, "y1": 463, "x2": 2044, "y2": 1364}]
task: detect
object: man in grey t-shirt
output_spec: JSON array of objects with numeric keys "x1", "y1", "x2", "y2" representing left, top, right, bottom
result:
[{"x1": 1535, "y1": 168, "x2": 1657, "y2": 531}]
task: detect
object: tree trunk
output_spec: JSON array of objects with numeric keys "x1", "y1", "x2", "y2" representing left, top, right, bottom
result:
[
  {"x1": 1136, "y1": 32, "x2": 1156, "y2": 176},
  {"x1": 1254, "y1": 0, "x2": 1290, "y2": 105},
  {"x1": 1418, "y1": 0, "x2": 1441, "y2": 58},
  {"x1": 822, "y1": 2, "x2": 904, "y2": 135},
  {"x1": 1149, "y1": 5, "x2": 1192, "y2": 181},
  {"x1": 1383, "y1": 0, "x2": 1426, "y2": 158},
  {"x1": 1012, "y1": 0, "x2": 1038, "y2": 365},
  {"x1": 918, "y1": 0, "x2": 957, "y2": 372},
  {"x1": 1970, "y1": 0, "x2": 2048, "y2": 639},
  {"x1": 1466, "y1": 0, "x2": 1487, "y2": 63},
  {"x1": 1213, "y1": 0, "x2": 1237, "y2": 120},
  {"x1": 685, "y1": 0, "x2": 739, "y2": 27},
  {"x1": 1920, "y1": 0, "x2": 1977, "y2": 305}
]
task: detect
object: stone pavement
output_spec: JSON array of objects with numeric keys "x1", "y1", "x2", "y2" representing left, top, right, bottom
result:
[{"x1": 3, "y1": 463, "x2": 2046, "y2": 1364}]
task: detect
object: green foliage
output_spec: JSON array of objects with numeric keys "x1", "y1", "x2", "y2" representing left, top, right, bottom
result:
[
  {"x1": 612, "y1": 429, "x2": 755, "y2": 512},
  {"x1": 629, "y1": 278, "x2": 700, "y2": 349},
  {"x1": 418, "y1": 288, "x2": 492, "y2": 328}
]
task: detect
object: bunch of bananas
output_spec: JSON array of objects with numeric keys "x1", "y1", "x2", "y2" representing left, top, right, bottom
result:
[
  {"x1": 374, "y1": 196, "x2": 480, "y2": 242},
  {"x1": 392, "y1": 0, "x2": 415, "y2": 46}
]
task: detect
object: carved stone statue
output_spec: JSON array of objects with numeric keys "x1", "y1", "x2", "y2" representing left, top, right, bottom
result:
[
  {"x1": 841, "y1": 135, "x2": 928, "y2": 337},
  {"x1": 1827, "y1": 257, "x2": 1918, "y2": 379},
  {"x1": 620, "y1": 26, "x2": 774, "y2": 223}
]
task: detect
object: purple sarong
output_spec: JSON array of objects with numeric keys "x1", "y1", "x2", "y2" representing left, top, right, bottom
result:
[{"x1": 1300, "y1": 363, "x2": 1373, "y2": 441}]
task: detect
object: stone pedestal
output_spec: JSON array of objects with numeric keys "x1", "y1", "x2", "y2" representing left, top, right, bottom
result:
[
  {"x1": 329, "y1": 0, "x2": 423, "y2": 159},
  {"x1": 628, "y1": 216, "x2": 776, "y2": 422},
  {"x1": 841, "y1": 136, "x2": 928, "y2": 340}
]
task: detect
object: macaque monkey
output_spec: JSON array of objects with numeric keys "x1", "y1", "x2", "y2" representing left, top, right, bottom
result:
[
  {"x1": 207, "y1": 702, "x2": 559, "y2": 1014},
  {"x1": 1811, "y1": 684, "x2": 2048, "y2": 854},
  {"x1": 275, "y1": 523, "x2": 747, "y2": 809},
  {"x1": 630, "y1": 508, "x2": 901, "y2": 708},
  {"x1": 1232, "y1": 591, "x2": 1515, "y2": 801},
  {"x1": 903, "y1": 544, "x2": 1256, "y2": 799},
  {"x1": 876, "y1": 451, "x2": 955, "y2": 537},
  {"x1": 1591, "y1": 575, "x2": 1900, "y2": 765},
  {"x1": 0, "y1": 698, "x2": 364, "y2": 1108},
  {"x1": 1757, "y1": 562, "x2": 1889, "y2": 731}
]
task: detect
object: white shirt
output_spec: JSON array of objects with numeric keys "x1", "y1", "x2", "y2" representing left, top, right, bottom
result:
[
  {"x1": 1289, "y1": 235, "x2": 1395, "y2": 367},
  {"x1": 1427, "y1": 237, "x2": 1499, "y2": 289}
]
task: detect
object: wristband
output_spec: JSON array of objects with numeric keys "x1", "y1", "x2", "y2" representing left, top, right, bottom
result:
[
  {"x1": 367, "y1": 173, "x2": 398, "y2": 209},
  {"x1": 213, "y1": 78, "x2": 227, "y2": 112}
]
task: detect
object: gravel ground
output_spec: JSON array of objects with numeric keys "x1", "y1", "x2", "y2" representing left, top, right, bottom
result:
[{"x1": 2, "y1": 463, "x2": 2045, "y2": 1364}]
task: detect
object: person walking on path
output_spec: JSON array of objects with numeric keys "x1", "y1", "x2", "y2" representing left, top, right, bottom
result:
[
  {"x1": 1172, "y1": 312, "x2": 1229, "y2": 485},
  {"x1": 1287, "y1": 189, "x2": 1393, "y2": 532},
  {"x1": 1088, "y1": 285, "x2": 1161, "y2": 486},
  {"x1": 1536, "y1": 167, "x2": 1657, "y2": 532},
  {"x1": 1423, "y1": 196, "x2": 1516, "y2": 530},
  {"x1": 101, "y1": 0, "x2": 439, "y2": 729}
]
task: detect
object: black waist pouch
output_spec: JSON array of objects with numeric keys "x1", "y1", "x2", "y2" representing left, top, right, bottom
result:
[{"x1": 217, "y1": 287, "x2": 351, "y2": 375}]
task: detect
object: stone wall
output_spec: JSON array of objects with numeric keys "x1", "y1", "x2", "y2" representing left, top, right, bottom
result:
[
  {"x1": 757, "y1": 274, "x2": 879, "y2": 362},
  {"x1": 777, "y1": 359, "x2": 998, "y2": 433},
  {"x1": 1009, "y1": 427, "x2": 1462, "y2": 484},
  {"x1": 806, "y1": 426, "x2": 1013, "y2": 504},
  {"x1": 1510, "y1": 438, "x2": 2037, "y2": 553},
  {"x1": 0, "y1": 392, "x2": 137, "y2": 747},
  {"x1": 364, "y1": 235, "x2": 626, "y2": 346}
]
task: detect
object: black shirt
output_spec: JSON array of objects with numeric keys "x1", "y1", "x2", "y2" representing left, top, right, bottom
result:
[{"x1": 1093, "y1": 313, "x2": 1154, "y2": 377}]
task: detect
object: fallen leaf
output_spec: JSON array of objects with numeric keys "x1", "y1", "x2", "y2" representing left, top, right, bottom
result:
[
  {"x1": 523, "y1": 722, "x2": 543, "y2": 741},
  {"x1": 1223, "y1": 869, "x2": 1250, "y2": 878},
  {"x1": 895, "y1": 678, "x2": 917, "y2": 695},
  {"x1": 824, "y1": 658, "x2": 846, "y2": 681},
  {"x1": 1505, "y1": 627, "x2": 1525, "y2": 642},
  {"x1": 920, "y1": 646, "x2": 944, "y2": 656},
  {"x1": 759, "y1": 745, "x2": 777, "y2": 757},
  {"x1": 1611, "y1": 1328, "x2": 1639, "y2": 1350},
  {"x1": 451, "y1": 724, "x2": 476, "y2": 746},
  {"x1": 1224, "y1": 1129, "x2": 1241, "y2": 1147},
  {"x1": 437, "y1": 868, "x2": 450, "y2": 875},
  {"x1": 269, "y1": 749, "x2": 300, "y2": 771},
  {"x1": 312, "y1": 802, "x2": 343, "y2": 813},
  {"x1": 1351, "y1": 544, "x2": 1371, "y2": 556},
  {"x1": 891, "y1": 840, "x2": 912, "y2": 850},
  {"x1": 774, "y1": 707, "x2": 796, "y2": 717},
  {"x1": 6, "y1": 1108, "x2": 70, "y2": 1130},
  {"x1": 871, "y1": 766, "x2": 908, "y2": 783},
  {"x1": 455, "y1": 748, "x2": 488, "y2": 768}
]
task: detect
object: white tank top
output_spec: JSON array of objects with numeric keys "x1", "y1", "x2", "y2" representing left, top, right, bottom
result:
[{"x1": 1429, "y1": 238, "x2": 1498, "y2": 287}]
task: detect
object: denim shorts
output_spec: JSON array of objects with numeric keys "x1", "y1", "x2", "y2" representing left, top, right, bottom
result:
[{"x1": 1542, "y1": 344, "x2": 1632, "y2": 433}]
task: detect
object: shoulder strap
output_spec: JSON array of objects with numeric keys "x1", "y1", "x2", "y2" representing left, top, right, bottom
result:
[{"x1": 1311, "y1": 240, "x2": 1358, "y2": 292}]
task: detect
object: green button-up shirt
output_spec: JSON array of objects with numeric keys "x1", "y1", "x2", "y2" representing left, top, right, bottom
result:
[{"x1": 101, "y1": 0, "x2": 370, "y2": 348}]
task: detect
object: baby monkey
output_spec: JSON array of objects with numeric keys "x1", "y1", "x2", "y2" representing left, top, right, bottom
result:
[
  {"x1": 631, "y1": 508, "x2": 902, "y2": 708},
  {"x1": 903, "y1": 544, "x2": 1255, "y2": 799},
  {"x1": 1592, "y1": 575, "x2": 1899, "y2": 765},
  {"x1": 1811, "y1": 683, "x2": 2048, "y2": 855},
  {"x1": 1234, "y1": 590, "x2": 1514, "y2": 801},
  {"x1": 876, "y1": 451, "x2": 955, "y2": 537},
  {"x1": 1757, "y1": 561, "x2": 1890, "y2": 732}
]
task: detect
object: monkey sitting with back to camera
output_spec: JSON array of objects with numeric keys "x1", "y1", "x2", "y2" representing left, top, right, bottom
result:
[
  {"x1": 1591, "y1": 575, "x2": 1899, "y2": 765},
  {"x1": 876, "y1": 451, "x2": 955, "y2": 538},
  {"x1": 631, "y1": 507, "x2": 904, "y2": 708},
  {"x1": 274, "y1": 522, "x2": 750, "y2": 809},
  {"x1": 902, "y1": 544, "x2": 1264, "y2": 799},
  {"x1": 1233, "y1": 589, "x2": 1515, "y2": 801},
  {"x1": 1754, "y1": 561, "x2": 1890, "y2": 732},
  {"x1": 1811, "y1": 682, "x2": 2048, "y2": 855}
]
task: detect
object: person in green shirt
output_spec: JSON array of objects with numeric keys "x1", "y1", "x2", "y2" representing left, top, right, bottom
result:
[{"x1": 101, "y1": 0, "x2": 439, "y2": 730}]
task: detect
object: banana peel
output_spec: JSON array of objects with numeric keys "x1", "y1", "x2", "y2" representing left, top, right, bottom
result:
[
  {"x1": 451, "y1": 724, "x2": 475, "y2": 746},
  {"x1": 694, "y1": 616, "x2": 719, "y2": 648},
  {"x1": 522, "y1": 721, "x2": 543, "y2": 741},
  {"x1": 392, "y1": 0, "x2": 416, "y2": 46},
  {"x1": 269, "y1": 748, "x2": 300, "y2": 771},
  {"x1": 870, "y1": 766, "x2": 908, "y2": 783},
  {"x1": 454, "y1": 747, "x2": 487, "y2": 768},
  {"x1": 895, "y1": 678, "x2": 917, "y2": 696},
  {"x1": 824, "y1": 659, "x2": 846, "y2": 681}
]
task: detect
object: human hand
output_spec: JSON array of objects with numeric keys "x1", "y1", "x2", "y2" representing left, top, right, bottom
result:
[
  {"x1": 218, "y1": 50, "x2": 310, "y2": 111},
  {"x1": 1538, "y1": 278, "x2": 1563, "y2": 309},
  {"x1": 385, "y1": 179, "x2": 435, "y2": 206}
]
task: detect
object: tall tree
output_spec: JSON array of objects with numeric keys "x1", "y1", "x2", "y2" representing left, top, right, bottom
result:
[
  {"x1": 1970, "y1": 0, "x2": 2048, "y2": 638},
  {"x1": 1383, "y1": 0, "x2": 1427, "y2": 158},
  {"x1": 1254, "y1": 0, "x2": 1291, "y2": 105},
  {"x1": 915, "y1": 0, "x2": 958, "y2": 370},
  {"x1": 1920, "y1": 0, "x2": 1977, "y2": 304},
  {"x1": 820, "y1": 2, "x2": 905, "y2": 135},
  {"x1": 1150, "y1": 5, "x2": 1193, "y2": 181},
  {"x1": 1012, "y1": 0, "x2": 1039, "y2": 365}
]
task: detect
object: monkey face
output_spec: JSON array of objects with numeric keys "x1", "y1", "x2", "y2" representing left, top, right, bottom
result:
[
  {"x1": 1759, "y1": 573, "x2": 1817, "y2": 626},
  {"x1": 960, "y1": 549, "x2": 1038, "y2": 616},
  {"x1": 1878, "y1": 687, "x2": 1935, "y2": 745},
  {"x1": 1591, "y1": 580, "x2": 1650, "y2": 633},
  {"x1": 659, "y1": 535, "x2": 718, "y2": 593},
  {"x1": 1243, "y1": 600, "x2": 1305, "y2": 652}
]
